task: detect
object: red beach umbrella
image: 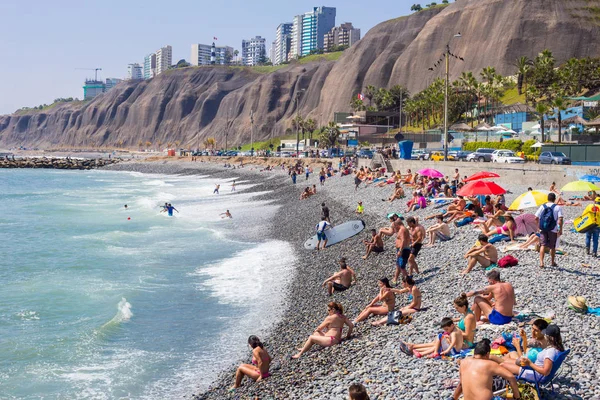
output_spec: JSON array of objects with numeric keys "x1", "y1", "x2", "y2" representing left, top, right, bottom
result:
[
  {"x1": 464, "y1": 171, "x2": 501, "y2": 182},
  {"x1": 457, "y1": 180, "x2": 506, "y2": 196}
]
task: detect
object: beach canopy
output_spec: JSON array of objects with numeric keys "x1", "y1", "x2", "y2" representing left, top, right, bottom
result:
[
  {"x1": 509, "y1": 190, "x2": 550, "y2": 210},
  {"x1": 457, "y1": 180, "x2": 506, "y2": 196},
  {"x1": 514, "y1": 213, "x2": 539, "y2": 236},
  {"x1": 464, "y1": 171, "x2": 501, "y2": 182},
  {"x1": 579, "y1": 174, "x2": 600, "y2": 183},
  {"x1": 490, "y1": 125, "x2": 506, "y2": 131},
  {"x1": 450, "y1": 123, "x2": 473, "y2": 131},
  {"x1": 561, "y1": 180, "x2": 600, "y2": 192},
  {"x1": 530, "y1": 142, "x2": 543, "y2": 148},
  {"x1": 475, "y1": 122, "x2": 493, "y2": 131},
  {"x1": 561, "y1": 115, "x2": 587, "y2": 126},
  {"x1": 418, "y1": 168, "x2": 444, "y2": 178}
]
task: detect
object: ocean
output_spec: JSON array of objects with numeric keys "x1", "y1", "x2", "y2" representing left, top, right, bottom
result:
[{"x1": 0, "y1": 169, "x2": 294, "y2": 399}]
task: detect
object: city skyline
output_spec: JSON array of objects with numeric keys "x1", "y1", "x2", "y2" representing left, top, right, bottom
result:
[{"x1": 0, "y1": 0, "x2": 415, "y2": 115}]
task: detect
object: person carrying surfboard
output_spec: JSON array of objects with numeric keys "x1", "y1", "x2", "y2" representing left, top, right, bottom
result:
[{"x1": 315, "y1": 217, "x2": 331, "y2": 250}]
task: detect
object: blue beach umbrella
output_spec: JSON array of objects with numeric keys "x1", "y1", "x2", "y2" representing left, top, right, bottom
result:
[{"x1": 580, "y1": 175, "x2": 600, "y2": 183}]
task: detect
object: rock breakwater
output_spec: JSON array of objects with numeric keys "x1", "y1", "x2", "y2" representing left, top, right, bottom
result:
[{"x1": 0, "y1": 157, "x2": 119, "y2": 169}]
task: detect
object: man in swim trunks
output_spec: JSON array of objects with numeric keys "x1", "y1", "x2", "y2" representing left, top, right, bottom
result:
[
  {"x1": 406, "y1": 217, "x2": 425, "y2": 276},
  {"x1": 393, "y1": 218, "x2": 411, "y2": 285},
  {"x1": 425, "y1": 215, "x2": 451, "y2": 247},
  {"x1": 462, "y1": 234, "x2": 498, "y2": 275},
  {"x1": 467, "y1": 269, "x2": 515, "y2": 326},
  {"x1": 315, "y1": 216, "x2": 331, "y2": 250},
  {"x1": 214, "y1": 184, "x2": 220, "y2": 194},
  {"x1": 455, "y1": 339, "x2": 521, "y2": 400},
  {"x1": 362, "y1": 229, "x2": 384, "y2": 259},
  {"x1": 322, "y1": 259, "x2": 356, "y2": 295}
]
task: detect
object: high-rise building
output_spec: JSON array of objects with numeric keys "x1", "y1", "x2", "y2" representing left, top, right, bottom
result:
[
  {"x1": 273, "y1": 22, "x2": 293, "y2": 65},
  {"x1": 191, "y1": 43, "x2": 234, "y2": 66},
  {"x1": 241, "y1": 36, "x2": 267, "y2": 66},
  {"x1": 143, "y1": 53, "x2": 156, "y2": 79},
  {"x1": 323, "y1": 22, "x2": 361, "y2": 52},
  {"x1": 105, "y1": 78, "x2": 122, "y2": 91},
  {"x1": 127, "y1": 63, "x2": 143, "y2": 80},
  {"x1": 290, "y1": 7, "x2": 336, "y2": 58},
  {"x1": 155, "y1": 45, "x2": 172, "y2": 75},
  {"x1": 83, "y1": 80, "x2": 105, "y2": 100}
]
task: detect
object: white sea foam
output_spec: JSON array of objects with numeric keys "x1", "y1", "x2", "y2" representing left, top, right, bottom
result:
[
  {"x1": 16, "y1": 310, "x2": 40, "y2": 321},
  {"x1": 102, "y1": 298, "x2": 133, "y2": 328}
]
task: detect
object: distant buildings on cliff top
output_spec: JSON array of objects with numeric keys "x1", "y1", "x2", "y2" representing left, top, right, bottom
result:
[{"x1": 83, "y1": 6, "x2": 361, "y2": 99}]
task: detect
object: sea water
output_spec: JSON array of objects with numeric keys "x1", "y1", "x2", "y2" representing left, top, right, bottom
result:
[{"x1": 0, "y1": 169, "x2": 294, "y2": 399}]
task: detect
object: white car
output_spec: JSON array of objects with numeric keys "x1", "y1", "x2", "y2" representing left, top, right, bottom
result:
[{"x1": 492, "y1": 150, "x2": 524, "y2": 163}]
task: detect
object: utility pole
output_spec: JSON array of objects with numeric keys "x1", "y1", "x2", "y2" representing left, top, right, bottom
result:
[
  {"x1": 250, "y1": 109, "x2": 254, "y2": 156},
  {"x1": 444, "y1": 44, "x2": 450, "y2": 161},
  {"x1": 295, "y1": 89, "x2": 306, "y2": 156},
  {"x1": 399, "y1": 89, "x2": 403, "y2": 133}
]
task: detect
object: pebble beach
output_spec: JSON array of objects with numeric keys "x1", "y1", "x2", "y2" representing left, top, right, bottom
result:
[{"x1": 106, "y1": 159, "x2": 600, "y2": 400}]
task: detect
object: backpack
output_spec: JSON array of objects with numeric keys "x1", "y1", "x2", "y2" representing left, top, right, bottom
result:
[
  {"x1": 498, "y1": 255, "x2": 518, "y2": 268},
  {"x1": 539, "y1": 204, "x2": 557, "y2": 232}
]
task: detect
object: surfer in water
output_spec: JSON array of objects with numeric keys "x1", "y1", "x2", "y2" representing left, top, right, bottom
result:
[
  {"x1": 160, "y1": 203, "x2": 179, "y2": 216},
  {"x1": 214, "y1": 184, "x2": 220, "y2": 194},
  {"x1": 220, "y1": 210, "x2": 233, "y2": 218}
]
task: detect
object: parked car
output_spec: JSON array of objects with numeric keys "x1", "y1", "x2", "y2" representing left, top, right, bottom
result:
[
  {"x1": 411, "y1": 149, "x2": 430, "y2": 160},
  {"x1": 466, "y1": 148, "x2": 496, "y2": 162},
  {"x1": 358, "y1": 149, "x2": 374, "y2": 159},
  {"x1": 448, "y1": 150, "x2": 472, "y2": 161},
  {"x1": 538, "y1": 151, "x2": 571, "y2": 165},
  {"x1": 430, "y1": 151, "x2": 456, "y2": 161},
  {"x1": 492, "y1": 150, "x2": 525, "y2": 164}
]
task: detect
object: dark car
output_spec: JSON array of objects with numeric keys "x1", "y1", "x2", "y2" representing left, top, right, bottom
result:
[
  {"x1": 449, "y1": 150, "x2": 472, "y2": 161},
  {"x1": 538, "y1": 151, "x2": 571, "y2": 165},
  {"x1": 358, "y1": 149, "x2": 374, "y2": 159},
  {"x1": 466, "y1": 148, "x2": 495, "y2": 162}
]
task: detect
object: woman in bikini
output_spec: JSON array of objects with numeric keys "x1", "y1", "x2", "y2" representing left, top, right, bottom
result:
[
  {"x1": 392, "y1": 276, "x2": 422, "y2": 315},
  {"x1": 292, "y1": 302, "x2": 353, "y2": 359},
  {"x1": 453, "y1": 293, "x2": 476, "y2": 348},
  {"x1": 480, "y1": 215, "x2": 516, "y2": 241},
  {"x1": 353, "y1": 278, "x2": 396, "y2": 325},
  {"x1": 230, "y1": 335, "x2": 271, "y2": 390},
  {"x1": 481, "y1": 203, "x2": 506, "y2": 230}
]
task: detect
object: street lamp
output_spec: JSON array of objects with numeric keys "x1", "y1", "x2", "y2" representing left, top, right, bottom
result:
[
  {"x1": 250, "y1": 109, "x2": 254, "y2": 156},
  {"x1": 443, "y1": 33, "x2": 462, "y2": 161},
  {"x1": 295, "y1": 88, "x2": 306, "y2": 156}
]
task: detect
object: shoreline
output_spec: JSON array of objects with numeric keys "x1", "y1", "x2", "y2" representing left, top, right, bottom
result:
[{"x1": 103, "y1": 160, "x2": 599, "y2": 400}]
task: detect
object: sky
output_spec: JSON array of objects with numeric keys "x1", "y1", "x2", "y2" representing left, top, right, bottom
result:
[{"x1": 0, "y1": 0, "x2": 415, "y2": 115}]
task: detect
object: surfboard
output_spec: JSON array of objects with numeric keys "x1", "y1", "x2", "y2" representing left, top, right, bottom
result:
[{"x1": 304, "y1": 220, "x2": 366, "y2": 250}]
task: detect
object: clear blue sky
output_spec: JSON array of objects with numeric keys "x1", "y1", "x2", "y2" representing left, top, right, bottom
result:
[{"x1": 0, "y1": 0, "x2": 414, "y2": 115}]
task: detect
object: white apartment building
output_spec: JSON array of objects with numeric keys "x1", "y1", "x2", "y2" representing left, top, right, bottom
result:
[
  {"x1": 241, "y1": 36, "x2": 266, "y2": 66},
  {"x1": 273, "y1": 22, "x2": 292, "y2": 65},
  {"x1": 289, "y1": 15, "x2": 303, "y2": 59},
  {"x1": 143, "y1": 53, "x2": 156, "y2": 79},
  {"x1": 127, "y1": 63, "x2": 143, "y2": 80},
  {"x1": 191, "y1": 43, "x2": 233, "y2": 66},
  {"x1": 155, "y1": 45, "x2": 172, "y2": 75}
]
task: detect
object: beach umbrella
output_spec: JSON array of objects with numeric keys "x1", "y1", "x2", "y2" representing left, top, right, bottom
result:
[
  {"x1": 490, "y1": 126, "x2": 506, "y2": 131},
  {"x1": 509, "y1": 190, "x2": 550, "y2": 210},
  {"x1": 450, "y1": 123, "x2": 474, "y2": 131},
  {"x1": 530, "y1": 142, "x2": 543, "y2": 148},
  {"x1": 457, "y1": 180, "x2": 506, "y2": 196},
  {"x1": 464, "y1": 171, "x2": 501, "y2": 182},
  {"x1": 475, "y1": 122, "x2": 492, "y2": 131},
  {"x1": 417, "y1": 168, "x2": 444, "y2": 178},
  {"x1": 561, "y1": 115, "x2": 587, "y2": 126},
  {"x1": 579, "y1": 174, "x2": 600, "y2": 183},
  {"x1": 561, "y1": 180, "x2": 600, "y2": 192}
]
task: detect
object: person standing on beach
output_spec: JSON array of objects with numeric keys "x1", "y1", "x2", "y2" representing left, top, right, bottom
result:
[
  {"x1": 393, "y1": 219, "x2": 411, "y2": 285},
  {"x1": 466, "y1": 269, "x2": 515, "y2": 326},
  {"x1": 321, "y1": 203, "x2": 331, "y2": 223},
  {"x1": 214, "y1": 184, "x2": 220, "y2": 194},
  {"x1": 535, "y1": 192, "x2": 563, "y2": 268},
  {"x1": 306, "y1": 167, "x2": 310, "y2": 181},
  {"x1": 291, "y1": 170, "x2": 297, "y2": 184},
  {"x1": 583, "y1": 197, "x2": 600, "y2": 257},
  {"x1": 316, "y1": 217, "x2": 331, "y2": 250},
  {"x1": 406, "y1": 217, "x2": 425, "y2": 276},
  {"x1": 319, "y1": 168, "x2": 326, "y2": 186},
  {"x1": 322, "y1": 259, "x2": 356, "y2": 295},
  {"x1": 231, "y1": 180, "x2": 236, "y2": 192}
]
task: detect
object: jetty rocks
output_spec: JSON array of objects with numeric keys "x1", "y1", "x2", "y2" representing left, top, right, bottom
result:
[{"x1": 0, "y1": 157, "x2": 119, "y2": 169}]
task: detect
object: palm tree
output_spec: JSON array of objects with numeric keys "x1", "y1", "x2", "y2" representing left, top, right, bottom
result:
[
  {"x1": 550, "y1": 96, "x2": 569, "y2": 143},
  {"x1": 350, "y1": 97, "x2": 365, "y2": 112},
  {"x1": 535, "y1": 102, "x2": 550, "y2": 143},
  {"x1": 203, "y1": 137, "x2": 216, "y2": 149},
  {"x1": 304, "y1": 118, "x2": 317, "y2": 140},
  {"x1": 364, "y1": 85, "x2": 377, "y2": 107},
  {"x1": 514, "y1": 56, "x2": 532, "y2": 96},
  {"x1": 319, "y1": 122, "x2": 340, "y2": 148},
  {"x1": 233, "y1": 50, "x2": 239, "y2": 64},
  {"x1": 293, "y1": 115, "x2": 305, "y2": 138}
]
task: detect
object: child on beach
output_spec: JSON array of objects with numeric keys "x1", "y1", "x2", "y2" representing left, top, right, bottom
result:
[
  {"x1": 356, "y1": 201, "x2": 364, "y2": 214},
  {"x1": 399, "y1": 317, "x2": 463, "y2": 358}
]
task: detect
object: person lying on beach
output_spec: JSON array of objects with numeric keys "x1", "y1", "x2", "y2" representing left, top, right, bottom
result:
[
  {"x1": 230, "y1": 335, "x2": 271, "y2": 390},
  {"x1": 399, "y1": 317, "x2": 463, "y2": 358},
  {"x1": 220, "y1": 210, "x2": 232, "y2": 219},
  {"x1": 466, "y1": 269, "x2": 515, "y2": 325},
  {"x1": 479, "y1": 215, "x2": 516, "y2": 242},
  {"x1": 453, "y1": 339, "x2": 521, "y2": 400},
  {"x1": 502, "y1": 318, "x2": 549, "y2": 363},
  {"x1": 517, "y1": 232, "x2": 541, "y2": 249},
  {"x1": 462, "y1": 234, "x2": 498, "y2": 275},
  {"x1": 425, "y1": 215, "x2": 452, "y2": 247},
  {"x1": 292, "y1": 302, "x2": 353, "y2": 359},
  {"x1": 353, "y1": 278, "x2": 396, "y2": 325},
  {"x1": 453, "y1": 293, "x2": 476, "y2": 348},
  {"x1": 583, "y1": 191, "x2": 597, "y2": 201},
  {"x1": 556, "y1": 198, "x2": 582, "y2": 206},
  {"x1": 499, "y1": 324, "x2": 564, "y2": 384},
  {"x1": 447, "y1": 196, "x2": 467, "y2": 213},
  {"x1": 362, "y1": 229, "x2": 384, "y2": 259},
  {"x1": 348, "y1": 383, "x2": 370, "y2": 400},
  {"x1": 323, "y1": 259, "x2": 357, "y2": 295}
]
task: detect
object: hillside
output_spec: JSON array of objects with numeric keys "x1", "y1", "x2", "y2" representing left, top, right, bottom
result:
[{"x1": 1, "y1": 0, "x2": 600, "y2": 149}]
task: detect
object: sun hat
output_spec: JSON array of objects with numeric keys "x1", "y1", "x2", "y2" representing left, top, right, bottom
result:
[{"x1": 567, "y1": 295, "x2": 588, "y2": 313}]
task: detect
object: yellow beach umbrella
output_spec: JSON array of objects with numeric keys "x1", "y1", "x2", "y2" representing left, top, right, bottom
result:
[
  {"x1": 509, "y1": 190, "x2": 550, "y2": 210},
  {"x1": 560, "y1": 181, "x2": 600, "y2": 192}
]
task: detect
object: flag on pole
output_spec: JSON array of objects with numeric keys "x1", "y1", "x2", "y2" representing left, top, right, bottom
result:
[{"x1": 357, "y1": 93, "x2": 364, "y2": 101}]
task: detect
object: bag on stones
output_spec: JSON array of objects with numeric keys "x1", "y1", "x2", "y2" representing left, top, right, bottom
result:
[{"x1": 498, "y1": 255, "x2": 518, "y2": 268}]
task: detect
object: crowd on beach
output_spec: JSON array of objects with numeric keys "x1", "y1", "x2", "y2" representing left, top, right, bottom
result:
[{"x1": 214, "y1": 156, "x2": 598, "y2": 400}]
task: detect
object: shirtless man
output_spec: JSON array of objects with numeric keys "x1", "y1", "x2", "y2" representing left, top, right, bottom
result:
[
  {"x1": 220, "y1": 210, "x2": 232, "y2": 218},
  {"x1": 462, "y1": 234, "x2": 498, "y2": 275},
  {"x1": 322, "y1": 259, "x2": 357, "y2": 295},
  {"x1": 379, "y1": 213, "x2": 402, "y2": 238},
  {"x1": 467, "y1": 269, "x2": 515, "y2": 326},
  {"x1": 446, "y1": 196, "x2": 466, "y2": 213},
  {"x1": 353, "y1": 278, "x2": 396, "y2": 325},
  {"x1": 425, "y1": 215, "x2": 451, "y2": 247},
  {"x1": 362, "y1": 229, "x2": 385, "y2": 259},
  {"x1": 387, "y1": 183, "x2": 405, "y2": 202},
  {"x1": 406, "y1": 217, "x2": 425, "y2": 276},
  {"x1": 393, "y1": 219, "x2": 411, "y2": 285}
]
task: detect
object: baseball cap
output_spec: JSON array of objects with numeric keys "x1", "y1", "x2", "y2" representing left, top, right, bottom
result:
[{"x1": 541, "y1": 324, "x2": 560, "y2": 337}]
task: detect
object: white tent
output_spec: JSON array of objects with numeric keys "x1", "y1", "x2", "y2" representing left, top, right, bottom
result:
[
  {"x1": 530, "y1": 123, "x2": 541, "y2": 130},
  {"x1": 531, "y1": 142, "x2": 543, "y2": 148},
  {"x1": 490, "y1": 125, "x2": 506, "y2": 131}
]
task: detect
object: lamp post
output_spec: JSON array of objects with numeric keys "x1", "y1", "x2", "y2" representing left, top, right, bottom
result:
[
  {"x1": 443, "y1": 33, "x2": 462, "y2": 161},
  {"x1": 250, "y1": 109, "x2": 254, "y2": 156},
  {"x1": 295, "y1": 89, "x2": 306, "y2": 156}
]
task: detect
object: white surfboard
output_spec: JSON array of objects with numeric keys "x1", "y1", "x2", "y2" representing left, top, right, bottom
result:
[{"x1": 304, "y1": 220, "x2": 366, "y2": 250}]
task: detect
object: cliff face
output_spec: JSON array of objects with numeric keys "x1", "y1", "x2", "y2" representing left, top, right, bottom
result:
[{"x1": 1, "y1": 0, "x2": 599, "y2": 149}]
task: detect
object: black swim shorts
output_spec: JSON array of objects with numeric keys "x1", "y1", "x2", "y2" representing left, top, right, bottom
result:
[{"x1": 333, "y1": 282, "x2": 349, "y2": 292}]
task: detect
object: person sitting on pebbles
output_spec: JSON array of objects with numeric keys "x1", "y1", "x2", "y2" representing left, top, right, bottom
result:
[
  {"x1": 425, "y1": 215, "x2": 452, "y2": 247},
  {"x1": 399, "y1": 317, "x2": 463, "y2": 358},
  {"x1": 466, "y1": 269, "x2": 515, "y2": 326},
  {"x1": 386, "y1": 182, "x2": 405, "y2": 202},
  {"x1": 353, "y1": 278, "x2": 397, "y2": 325},
  {"x1": 452, "y1": 293, "x2": 477, "y2": 348},
  {"x1": 462, "y1": 234, "x2": 498, "y2": 275},
  {"x1": 393, "y1": 275, "x2": 422, "y2": 316},
  {"x1": 362, "y1": 229, "x2": 384, "y2": 259},
  {"x1": 230, "y1": 335, "x2": 271, "y2": 391},
  {"x1": 292, "y1": 302, "x2": 353, "y2": 359},
  {"x1": 322, "y1": 258, "x2": 357, "y2": 295}
]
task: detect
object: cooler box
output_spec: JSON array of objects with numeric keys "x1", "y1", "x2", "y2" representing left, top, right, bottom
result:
[
  {"x1": 574, "y1": 206, "x2": 600, "y2": 233},
  {"x1": 398, "y1": 141, "x2": 413, "y2": 160}
]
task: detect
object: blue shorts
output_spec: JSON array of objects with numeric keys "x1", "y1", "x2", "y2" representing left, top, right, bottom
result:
[
  {"x1": 488, "y1": 309, "x2": 513, "y2": 325},
  {"x1": 437, "y1": 333, "x2": 459, "y2": 356},
  {"x1": 396, "y1": 248, "x2": 411, "y2": 269},
  {"x1": 320, "y1": 176, "x2": 325, "y2": 182},
  {"x1": 317, "y1": 231, "x2": 327, "y2": 241},
  {"x1": 413, "y1": 204, "x2": 421, "y2": 210}
]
